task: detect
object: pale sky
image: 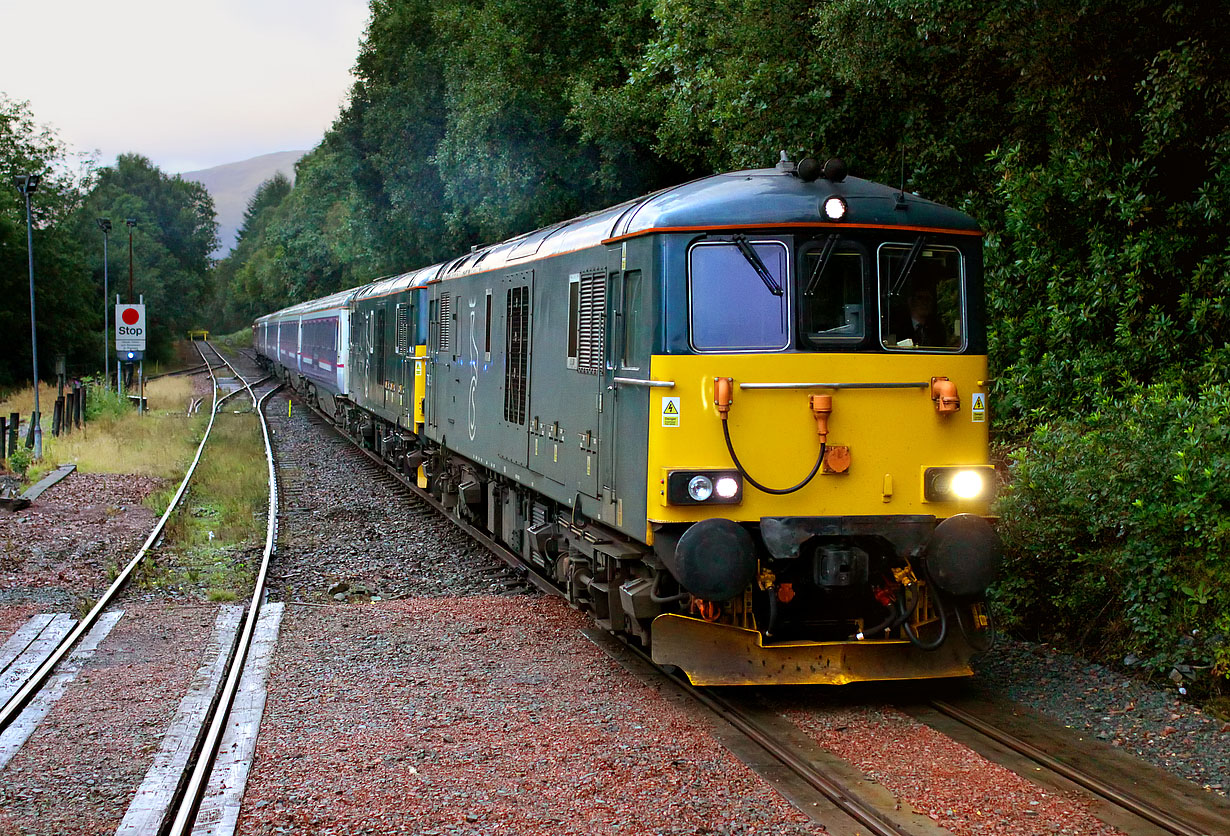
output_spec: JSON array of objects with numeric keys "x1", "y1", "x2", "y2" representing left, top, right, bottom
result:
[{"x1": 0, "y1": 0, "x2": 371, "y2": 173}]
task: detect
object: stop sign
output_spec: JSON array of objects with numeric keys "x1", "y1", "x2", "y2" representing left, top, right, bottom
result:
[{"x1": 116, "y1": 304, "x2": 146, "y2": 351}]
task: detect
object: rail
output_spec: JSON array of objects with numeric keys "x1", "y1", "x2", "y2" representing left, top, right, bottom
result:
[
  {"x1": 928, "y1": 699, "x2": 1213, "y2": 836},
  {"x1": 0, "y1": 342, "x2": 228, "y2": 733},
  {"x1": 166, "y1": 370, "x2": 281, "y2": 835}
]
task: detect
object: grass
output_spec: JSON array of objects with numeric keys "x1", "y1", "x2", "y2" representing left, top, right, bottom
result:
[
  {"x1": 2, "y1": 376, "x2": 203, "y2": 483},
  {"x1": 3, "y1": 345, "x2": 270, "y2": 603},
  {"x1": 0, "y1": 381, "x2": 61, "y2": 424},
  {"x1": 215, "y1": 327, "x2": 254, "y2": 349},
  {"x1": 147, "y1": 411, "x2": 269, "y2": 601}
]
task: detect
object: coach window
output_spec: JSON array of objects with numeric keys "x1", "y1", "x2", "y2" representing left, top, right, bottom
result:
[
  {"x1": 799, "y1": 238, "x2": 867, "y2": 347},
  {"x1": 689, "y1": 239, "x2": 790, "y2": 351},
  {"x1": 566, "y1": 275, "x2": 580, "y2": 369},
  {"x1": 879, "y1": 243, "x2": 965, "y2": 351}
]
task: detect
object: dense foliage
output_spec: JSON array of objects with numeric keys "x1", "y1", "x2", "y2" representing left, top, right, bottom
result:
[
  {"x1": 211, "y1": 0, "x2": 683, "y2": 328},
  {"x1": 73, "y1": 154, "x2": 218, "y2": 360},
  {"x1": 216, "y1": 1, "x2": 1230, "y2": 430},
  {"x1": 996, "y1": 389, "x2": 1230, "y2": 681},
  {"x1": 1, "y1": 95, "x2": 95, "y2": 387}
]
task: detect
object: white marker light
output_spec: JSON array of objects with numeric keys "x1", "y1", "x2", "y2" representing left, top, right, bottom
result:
[
  {"x1": 715, "y1": 477, "x2": 740, "y2": 499},
  {"x1": 822, "y1": 196, "x2": 847, "y2": 221}
]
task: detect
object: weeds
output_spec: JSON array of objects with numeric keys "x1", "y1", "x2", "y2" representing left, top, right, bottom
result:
[
  {"x1": 7, "y1": 445, "x2": 32, "y2": 478},
  {"x1": 153, "y1": 412, "x2": 268, "y2": 600}
]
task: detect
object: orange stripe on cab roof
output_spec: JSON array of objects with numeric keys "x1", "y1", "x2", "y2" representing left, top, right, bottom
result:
[{"x1": 602, "y1": 222, "x2": 984, "y2": 245}]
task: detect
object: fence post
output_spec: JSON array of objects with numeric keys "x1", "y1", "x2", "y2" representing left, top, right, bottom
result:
[
  {"x1": 24, "y1": 412, "x2": 38, "y2": 449},
  {"x1": 0, "y1": 416, "x2": 6, "y2": 461},
  {"x1": 55, "y1": 355, "x2": 65, "y2": 436},
  {"x1": 7, "y1": 413, "x2": 16, "y2": 455}
]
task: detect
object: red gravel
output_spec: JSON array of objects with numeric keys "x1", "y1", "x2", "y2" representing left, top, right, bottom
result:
[
  {"x1": 0, "y1": 605, "x2": 42, "y2": 638},
  {"x1": 0, "y1": 472, "x2": 162, "y2": 601},
  {"x1": 240, "y1": 596, "x2": 820, "y2": 836},
  {"x1": 781, "y1": 704, "x2": 1122, "y2": 836}
]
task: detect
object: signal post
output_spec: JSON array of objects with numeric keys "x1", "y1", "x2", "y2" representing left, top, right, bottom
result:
[{"x1": 115, "y1": 299, "x2": 146, "y2": 413}]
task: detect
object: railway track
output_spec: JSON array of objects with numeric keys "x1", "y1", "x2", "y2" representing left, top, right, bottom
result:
[
  {"x1": 913, "y1": 696, "x2": 1228, "y2": 836},
  {"x1": 587, "y1": 629, "x2": 941, "y2": 836},
  {"x1": 1, "y1": 342, "x2": 241, "y2": 734},
  {"x1": 0, "y1": 342, "x2": 283, "y2": 835},
  {"x1": 280, "y1": 383, "x2": 1229, "y2": 836},
  {"x1": 161, "y1": 342, "x2": 282, "y2": 836}
]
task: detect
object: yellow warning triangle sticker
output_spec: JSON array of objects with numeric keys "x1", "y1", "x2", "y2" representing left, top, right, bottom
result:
[
  {"x1": 972, "y1": 393, "x2": 986, "y2": 410},
  {"x1": 664, "y1": 400, "x2": 679, "y2": 414}
]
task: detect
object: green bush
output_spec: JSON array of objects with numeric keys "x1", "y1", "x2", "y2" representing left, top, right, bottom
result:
[
  {"x1": 7, "y1": 444, "x2": 32, "y2": 478},
  {"x1": 216, "y1": 327, "x2": 253, "y2": 349},
  {"x1": 84, "y1": 381, "x2": 132, "y2": 422},
  {"x1": 995, "y1": 386, "x2": 1230, "y2": 686}
]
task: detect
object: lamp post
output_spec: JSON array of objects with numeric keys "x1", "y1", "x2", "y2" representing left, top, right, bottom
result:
[
  {"x1": 97, "y1": 218, "x2": 112, "y2": 387},
  {"x1": 126, "y1": 218, "x2": 136, "y2": 302},
  {"x1": 13, "y1": 173, "x2": 42, "y2": 459}
]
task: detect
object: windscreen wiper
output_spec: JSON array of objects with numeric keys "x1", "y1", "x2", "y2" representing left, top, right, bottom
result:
[
  {"x1": 803, "y1": 234, "x2": 839, "y2": 296},
  {"x1": 733, "y1": 235, "x2": 783, "y2": 296},
  {"x1": 890, "y1": 235, "x2": 927, "y2": 296}
]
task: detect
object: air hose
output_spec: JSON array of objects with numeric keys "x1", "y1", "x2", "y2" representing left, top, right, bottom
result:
[
  {"x1": 853, "y1": 583, "x2": 919, "y2": 640},
  {"x1": 956, "y1": 599, "x2": 996, "y2": 652},
  {"x1": 722, "y1": 420, "x2": 826, "y2": 495},
  {"x1": 904, "y1": 581, "x2": 949, "y2": 650},
  {"x1": 714, "y1": 378, "x2": 830, "y2": 496}
]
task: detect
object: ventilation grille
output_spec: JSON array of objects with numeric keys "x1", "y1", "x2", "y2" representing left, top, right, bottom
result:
[
  {"x1": 395, "y1": 304, "x2": 410, "y2": 354},
  {"x1": 577, "y1": 273, "x2": 605, "y2": 374},
  {"x1": 501, "y1": 283, "x2": 531, "y2": 425},
  {"x1": 504, "y1": 285, "x2": 529, "y2": 425},
  {"x1": 438, "y1": 294, "x2": 452, "y2": 353}
]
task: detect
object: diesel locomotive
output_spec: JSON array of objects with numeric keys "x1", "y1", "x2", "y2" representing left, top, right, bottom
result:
[{"x1": 255, "y1": 154, "x2": 1001, "y2": 685}]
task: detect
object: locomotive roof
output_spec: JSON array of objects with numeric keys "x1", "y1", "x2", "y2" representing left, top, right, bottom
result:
[
  {"x1": 257, "y1": 163, "x2": 982, "y2": 314},
  {"x1": 428, "y1": 164, "x2": 981, "y2": 282}
]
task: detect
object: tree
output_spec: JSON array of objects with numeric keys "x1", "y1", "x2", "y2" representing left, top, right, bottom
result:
[
  {"x1": 73, "y1": 154, "x2": 218, "y2": 359},
  {"x1": 0, "y1": 94, "x2": 96, "y2": 386}
]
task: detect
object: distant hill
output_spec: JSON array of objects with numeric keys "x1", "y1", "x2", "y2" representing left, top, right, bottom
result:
[{"x1": 181, "y1": 150, "x2": 306, "y2": 258}]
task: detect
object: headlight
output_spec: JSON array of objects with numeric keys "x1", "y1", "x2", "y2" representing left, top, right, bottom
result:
[
  {"x1": 822, "y1": 196, "x2": 847, "y2": 221},
  {"x1": 666, "y1": 470, "x2": 743, "y2": 505},
  {"x1": 950, "y1": 470, "x2": 984, "y2": 499},
  {"x1": 688, "y1": 475, "x2": 714, "y2": 501},
  {"x1": 923, "y1": 466, "x2": 995, "y2": 502}
]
